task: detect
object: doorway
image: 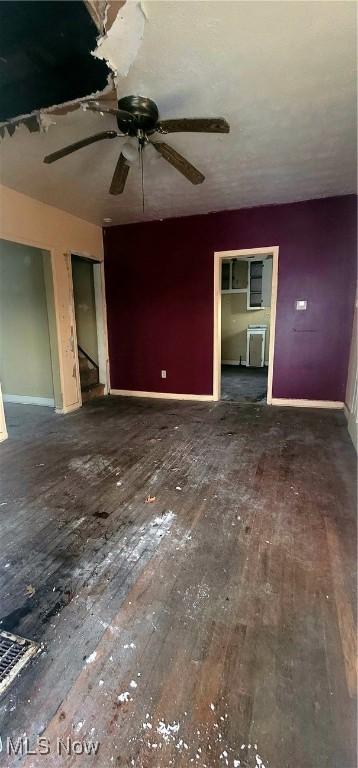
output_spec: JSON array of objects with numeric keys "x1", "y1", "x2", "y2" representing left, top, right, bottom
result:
[
  {"x1": 71, "y1": 255, "x2": 107, "y2": 403},
  {"x1": 213, "y1": 247, "x2": 279, "y2": 403},
  {"x1": 0, "y1": 238, "x2": 59, "y2": 411}
]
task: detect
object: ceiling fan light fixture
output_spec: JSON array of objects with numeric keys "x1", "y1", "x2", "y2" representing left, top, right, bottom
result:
[
  {"x1": 121, "y1": 140, "x2": 138, "y2": 164},
  {"x1": 42, "y1": 94, "x2": 230, "y2": 197}
]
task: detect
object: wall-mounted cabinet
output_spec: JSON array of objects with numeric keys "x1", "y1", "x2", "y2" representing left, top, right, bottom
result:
[
  {"x1": 248, "y1": 260, "x2": 263, "y2": 308},
  {"x1": 247, "y1": 258, "x2": 272, "y2": 310},
  {"x1": 221, "y1": 257, "x2": 272, "y2": 308},
  {"x1": 221, "y1": 259, "x2": 248, "y2": 293}
]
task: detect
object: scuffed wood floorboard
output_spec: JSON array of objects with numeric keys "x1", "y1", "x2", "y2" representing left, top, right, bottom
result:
[{"x1": 0, "y1": 398, "x2": 356, "y2": 768}]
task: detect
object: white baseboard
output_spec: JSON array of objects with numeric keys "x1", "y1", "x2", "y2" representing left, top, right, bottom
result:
[
  {"x1": 110, "y1": 389, "x2": 214, "y2": 402},
  {"x1": 222, "y1": 360, "x2": 269, "y2": 367},
  {"x1": 271, "y1": 398, "x2": 344, "y2": 409},
  {"x1": 55, "y1": 401, "x2": 81, "y2": 415},
  {"x1": 3, "y1": 394, "x2": 55, "y2": 408}
]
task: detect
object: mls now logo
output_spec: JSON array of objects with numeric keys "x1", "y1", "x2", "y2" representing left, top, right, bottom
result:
[{"x1": 0, "y1": 735, "x2": 100, "y2": 756}]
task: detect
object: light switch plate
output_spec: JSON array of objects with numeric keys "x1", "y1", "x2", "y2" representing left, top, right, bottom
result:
[
  {"x1": 296, "y1": 299, "x2": 307, "y2": 311},
  {"x1": 161, "y1": 370, "x2": 167, "y2": 379}
]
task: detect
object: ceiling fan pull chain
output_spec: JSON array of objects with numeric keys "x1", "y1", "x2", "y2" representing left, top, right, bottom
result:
[
  {"x1": 138, "y1": 133, "x2": 145, "y2": 214},
  {"x1": 140, "y1": 144, "x2": 145, "y2": 213}
]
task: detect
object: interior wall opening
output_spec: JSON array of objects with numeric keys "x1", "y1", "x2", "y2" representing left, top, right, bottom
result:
[
  {"x1": 71, "y1": 254, "x2": 106, "y2": 403},
  {"x1": 0, "y1": 238, "x2": 59, "y2": 416},
  {"x1": 214, "y1": 247, "x2": 278, "y2": 404},
  {"x1": 220, "y1": 254, "x2": 273, "y2": 403}
]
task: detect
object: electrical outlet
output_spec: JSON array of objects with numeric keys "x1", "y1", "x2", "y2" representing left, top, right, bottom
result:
[
  {"x1": 161, "y1": 370, "x2": 167, "y2": 379},
  {"x1": 295, "y1": 299, "x2": 307, "y2": 311}
]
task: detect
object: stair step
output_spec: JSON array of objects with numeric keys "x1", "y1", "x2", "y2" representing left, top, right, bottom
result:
[
  {"x1": 80, "y1": 367, "x2": 98, "y2": 388},
  {"x1": 79, "y1": 355, "x2": 90, "y2": 372},
  {"x1": 81, "y1": 383, "x2": 105, "y2": 403}
]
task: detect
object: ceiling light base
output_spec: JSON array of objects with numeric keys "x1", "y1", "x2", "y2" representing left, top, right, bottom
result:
[{"x1": 117, "y1": 95, "x2": 159, "y2": 136}]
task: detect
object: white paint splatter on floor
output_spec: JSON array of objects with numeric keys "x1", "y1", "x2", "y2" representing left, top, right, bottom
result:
[
  {"x1": 123, "y1": 696, "x2": 268, "y2": 766},
  {"x1": 118, "y1": 691, "x2": 131, "y2": 703},
  {"x1": 85, "y1": 651, "x2": 97, "y2": 664},
  {"x1": 156, "y1": 720, "x2": 180, "y2": 743}
]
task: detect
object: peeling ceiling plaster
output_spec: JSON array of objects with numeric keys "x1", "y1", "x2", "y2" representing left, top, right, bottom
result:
[
  {"x1": 93, "y1": 0, "x2": 146, "y2": 77},
  {"x1": 0, "y1": 0, "x2": 132, "y2": 139},
  {"x1": 0, "y1": 1, "x2": 356, "y2": 226}
]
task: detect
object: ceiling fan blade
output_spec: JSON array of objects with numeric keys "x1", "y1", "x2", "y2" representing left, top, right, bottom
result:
[
  {"x1": 156, "y1": 118, "x2": 230, "y2": 135},
  {"x1": 43, "y1": 131, "x2": 118, "y2": 163},
  {"x1": 85, "y1": 102, "x2": 134, "y2": 125},
  {"x1": 151, "y1": 142, "x2": 205, "y2": 184},
  {"x1": 109, "y1": 153, "x2": 130, "y2": 195}
]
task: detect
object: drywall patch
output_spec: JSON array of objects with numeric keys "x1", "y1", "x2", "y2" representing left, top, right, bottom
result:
[{"x1": 92, "y1": 0, "x2": 146, "y2": 77}]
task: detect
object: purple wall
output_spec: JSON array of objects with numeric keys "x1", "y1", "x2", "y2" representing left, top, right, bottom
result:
[{"x1": 104, "y1": 195, "x2": 357, "y2": 400}]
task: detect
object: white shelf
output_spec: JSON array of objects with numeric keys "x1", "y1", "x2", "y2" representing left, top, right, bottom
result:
[{"x1": 221, "y1": 288, "x2": 247, "y2": 294}]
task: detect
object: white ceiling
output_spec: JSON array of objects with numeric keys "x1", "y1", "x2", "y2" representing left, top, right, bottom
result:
[{"x1": 0, "y1": 1, "x2": 356, "y2": 226}]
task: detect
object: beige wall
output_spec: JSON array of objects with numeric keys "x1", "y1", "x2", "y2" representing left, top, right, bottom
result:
[
  {"x1": 221, "y1": 292, "x2": 271, "y2": 363},
  {"x1": 72, "y1": 257, "x2": 98, "y2": 365},
  {"x1": 0, "y1": 240, "x2": 54, "y2": 400},
  {"x1": 0, "y1": 184, "x2": 103, "y2": 415}
]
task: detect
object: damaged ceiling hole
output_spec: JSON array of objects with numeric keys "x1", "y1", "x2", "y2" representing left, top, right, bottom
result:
[
  {"x1": 0, "y1": 0, "x2": 147, "y2": 141},
  {"x1": 0, "y1": 0, "x2": 111, "y2": 122}
]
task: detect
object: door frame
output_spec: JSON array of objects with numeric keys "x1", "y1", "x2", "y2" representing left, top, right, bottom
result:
[
  {"x1": 70, "y1": 252, "x2": 110, "y2": 397},
  {"x1": 0, "y1": 383, "x2": 8, "y2": 442},
  {"x1": 213, "y1": 245, "x2": 279, "y2": 403}
]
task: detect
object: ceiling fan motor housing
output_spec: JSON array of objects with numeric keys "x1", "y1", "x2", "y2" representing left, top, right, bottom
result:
[{"x1": 117, "y1": 95, "x2": 159, "y2": 136}]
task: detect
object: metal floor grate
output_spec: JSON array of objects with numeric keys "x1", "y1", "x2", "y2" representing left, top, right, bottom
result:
[{"x1": 0, "y1": 631, "x2": 39, "y2": 696}]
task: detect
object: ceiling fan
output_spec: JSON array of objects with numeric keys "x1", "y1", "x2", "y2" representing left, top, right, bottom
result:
[{"x1": 43, "y1": 95, "x2": 230, "y2": 196}]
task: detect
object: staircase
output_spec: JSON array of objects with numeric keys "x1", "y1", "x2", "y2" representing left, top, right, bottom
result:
[{"x1": 78, "y1": 347, "x2": 105, "y2": 403}]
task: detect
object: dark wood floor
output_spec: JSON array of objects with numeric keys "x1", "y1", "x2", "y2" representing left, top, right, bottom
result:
[
  {"x1": 0, "y1": 398, "x2": 356, "y2": 768},
  {"x1": 221, "y1": 366, "x2": 268, "y2": 403}
]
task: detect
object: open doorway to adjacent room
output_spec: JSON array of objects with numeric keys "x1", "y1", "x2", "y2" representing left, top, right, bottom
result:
[
  {"x1": 71, "y1": 254, "x2": 108, "y2": 403},
  {"x1": 0, "y1": 238, "x2": 61, "y2": 431},
  {"x1": 213, "y1": 247, "x2": 279, "y2": 404}
]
